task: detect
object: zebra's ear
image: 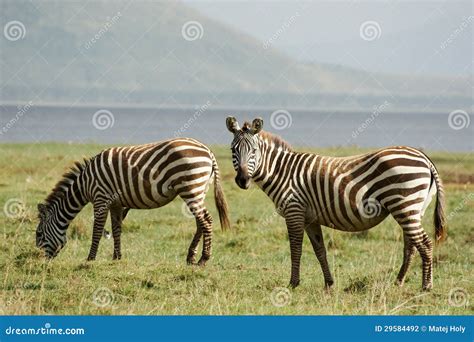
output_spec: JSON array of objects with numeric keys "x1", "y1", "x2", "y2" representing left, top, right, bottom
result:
[
  {"x1": 251, "y1": 117, "x2": 263, "y2": 134},
  {"x1": 226, "y1": 116, "x2": 240, "y2": 134}
]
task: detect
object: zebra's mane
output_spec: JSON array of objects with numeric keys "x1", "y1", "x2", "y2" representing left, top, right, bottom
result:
[
  {"x1": 259, "y1": 130, "x2": 293, "y2": 151},
  {"x1": 44, "y1": 158, "x2": 91, "y2": 206}
]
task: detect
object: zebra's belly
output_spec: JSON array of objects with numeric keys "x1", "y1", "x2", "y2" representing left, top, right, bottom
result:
[
  {"x1": 306, "y1": 209, "x2": 389, "y2": 232},
  {"x1": 115, "y1": 186, "x2": 177, "y2": 209},
  {"x1": 344, "y1": 213, "x2": 388, "y2": 232}
]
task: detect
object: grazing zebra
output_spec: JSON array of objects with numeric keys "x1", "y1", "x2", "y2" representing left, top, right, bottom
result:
[
  {"x1": 226, "y1": 117, "x2": 446, "y2": 290},
  {"x1": 36, "y1": 138, "x2": 230, "y2": 265}
]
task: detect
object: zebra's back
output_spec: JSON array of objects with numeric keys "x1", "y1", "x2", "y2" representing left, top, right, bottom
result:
[
  {"x1": 87, "y1": 138, "x2": 215, "y2": 209},
  {"x1": 299, "y1": 146, "x2": 433, "y2": 231}
]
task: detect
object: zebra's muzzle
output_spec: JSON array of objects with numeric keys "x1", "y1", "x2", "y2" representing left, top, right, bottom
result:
[
  {"x1": 235, "y1": 174, "x2": 250, "y2": 189},
  {"x1": 43, "y1": 244, "x2": 62, "y2": 259}
]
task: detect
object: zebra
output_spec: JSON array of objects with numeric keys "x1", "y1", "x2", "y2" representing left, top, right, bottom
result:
[
  {"x1": 226, "y1": 117, "x2": 446, "y2": 290},
  {"x1": 36, "y1": 138, "x2": 230, "y2": 265}
]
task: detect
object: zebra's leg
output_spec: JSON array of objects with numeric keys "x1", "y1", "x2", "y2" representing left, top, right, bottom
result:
[
  {"x1": 396, "y1": 220, "x2": 433, "y2": 290},
  {"x1": 304, "y1": 221, "x2": 334, "y2": 289},
  {"x1": 87, "y1": 203, "x2": 109, "y2": 261},
  {"x1": 396, "y1": 235, "x2": 416, "y2": 286},
  {"x1": 186, "y1": 222, "x2": 202, "y2": 265},
  {"x1": 183, "y1": 199, "x2": 203, "y2": 265},
  {"x1": 110, "y1": 206, "x2": 124, "y2": 260},
  {"x1": 197, "y1": 209, "x2": 213, "y2": 266},
  {"x1": 285, "y1": 212, "x2": 305, "y2": 288},
  {"x1": 182, "y1": 198, "x2": 212, "y2": 266},
  {"x1": 418, "y1": 231, "x2": 434, "y2": 290}
]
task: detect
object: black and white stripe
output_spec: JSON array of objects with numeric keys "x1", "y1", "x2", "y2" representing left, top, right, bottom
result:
[
  {"x1": 226, "y1": 117, "x2": 446, "y2": 290},
  {"x1": 36, "y1": 138, "x2": 230, "y2": 264}
]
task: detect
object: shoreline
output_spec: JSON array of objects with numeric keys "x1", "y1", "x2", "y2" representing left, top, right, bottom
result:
[{"x1": 0, "y1": 101, "x2": 459, "y2": 115}]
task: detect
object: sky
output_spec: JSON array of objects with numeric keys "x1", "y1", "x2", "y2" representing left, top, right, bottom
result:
[{"x1": 184, "y1": 0, "x2": 473, "y2": 76}]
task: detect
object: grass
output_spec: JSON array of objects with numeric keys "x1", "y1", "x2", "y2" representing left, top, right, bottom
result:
[{"x1": 0, "y1": 142, "x2": 472, "y2": 315}]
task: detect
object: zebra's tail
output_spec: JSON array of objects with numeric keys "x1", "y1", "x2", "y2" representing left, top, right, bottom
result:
[
  {"x1": 211, "y1": 153, "x2": 231, "y2": 231},
  {"x1": 427, "y1": 158, "x2": 447, "y2": 244}
]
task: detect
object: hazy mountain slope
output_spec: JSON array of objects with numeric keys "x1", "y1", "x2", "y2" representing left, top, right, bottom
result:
[{"x1": 0, "y1": 0, "x2": 470, "y2": 108}]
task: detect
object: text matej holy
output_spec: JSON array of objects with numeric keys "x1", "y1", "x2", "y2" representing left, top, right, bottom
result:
[{"x1": 429, "y1": 325, "x2": 465, "y2": 334}]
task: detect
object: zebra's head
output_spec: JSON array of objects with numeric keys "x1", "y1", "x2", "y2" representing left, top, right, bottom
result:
[
  {"x1": 36, "y1": 203, "x2": 67, "y2": 258},
  {"x1": 226, "y1": 116, "x2": 264, "y2": 189}
]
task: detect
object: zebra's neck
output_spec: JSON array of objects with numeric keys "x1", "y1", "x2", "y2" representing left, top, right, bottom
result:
[
  {"x1": 252, "y1": 137, "x2": 297, "y2": 202},
  {"x1": 46, "y1": 169, "x2": 89, "y2": 229}
]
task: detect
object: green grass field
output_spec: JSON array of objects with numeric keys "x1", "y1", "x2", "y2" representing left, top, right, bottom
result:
[{"x1": 0, "y1": 143, "x2": 472, "y2": 315}]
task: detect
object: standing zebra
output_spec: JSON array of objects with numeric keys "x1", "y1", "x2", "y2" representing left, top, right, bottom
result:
[
  {"x1": 36, "y1": 138, "x2": 230, "y2": 265},
  {"x1": 226, "y1": 117, "x2": 446, "y2": 290}
]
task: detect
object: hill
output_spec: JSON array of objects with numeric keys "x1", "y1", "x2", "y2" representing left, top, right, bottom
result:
[{"x1": 0, "y1": 0, "x2": 470, "y2": 109}]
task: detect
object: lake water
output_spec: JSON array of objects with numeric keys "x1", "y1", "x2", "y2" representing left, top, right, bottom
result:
[{"x1": 0, "y1": 104, "x2": 472, "y2": 152}]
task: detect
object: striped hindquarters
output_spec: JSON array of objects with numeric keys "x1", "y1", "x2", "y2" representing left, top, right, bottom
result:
[{"x1": 296, "y1": 146, "x2": 434, "y2": 232}]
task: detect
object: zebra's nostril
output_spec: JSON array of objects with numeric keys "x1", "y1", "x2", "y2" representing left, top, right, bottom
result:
[{"x1": 235, "y1": 175, "x2": 250, "y2": 189}]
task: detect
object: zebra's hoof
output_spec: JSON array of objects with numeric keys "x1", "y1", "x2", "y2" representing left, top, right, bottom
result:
[
  {"x1": 289, "y1": 280, "x2": 300, "y2": 289},
  {"x1": 86, "y1": 256, "x2": 96, "y2": 261},
  {"x1": 197, "y1": 257, "x2": 209, "y2": 266},
  {"x1": 324, "y1": 280, "x2": 334, "y2": 291},
  {"x1": 186, "y1": 254, "x2": 196, "y2": 265},
  {"x1": 113, "y1": 254, "x2": 121, "y2": 260},
  {"x1": 395, "y1": 278, "x2": 405, "y2": 287},
  {"x1": 422, "y1": 284, "x2": 433, "y2": 291}
]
